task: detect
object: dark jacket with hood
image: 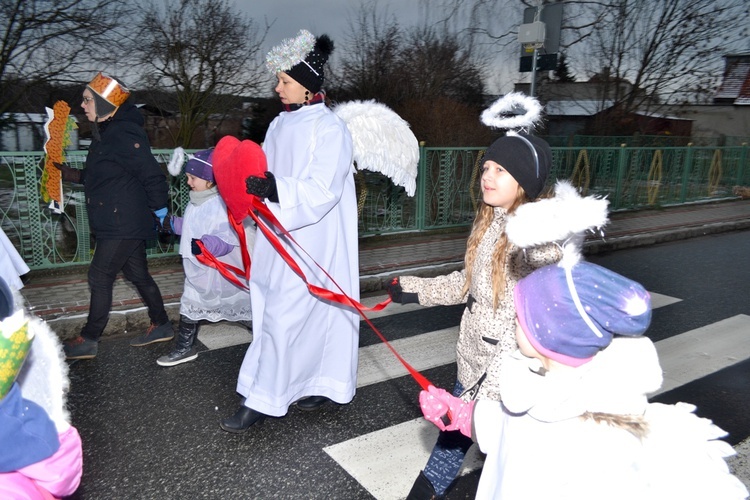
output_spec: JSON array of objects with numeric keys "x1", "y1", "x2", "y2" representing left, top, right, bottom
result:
[{"x1": 80, "y1": 101, "x2": 168, "y2": 240}]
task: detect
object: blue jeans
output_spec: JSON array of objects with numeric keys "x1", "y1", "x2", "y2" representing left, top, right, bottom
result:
[
  {"x1": 81, "y1": 239, "x2": 168, "y2": 341},
  {"x1": 422, "y1": 380, "x2": 474, "y2": 495}
]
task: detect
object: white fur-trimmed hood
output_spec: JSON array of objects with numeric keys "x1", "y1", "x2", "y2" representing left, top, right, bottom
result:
[{"x1": 506, "y1": 180, "x2": 609, "y2": 266}]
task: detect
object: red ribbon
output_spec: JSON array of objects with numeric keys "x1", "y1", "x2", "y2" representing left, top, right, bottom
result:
[
  {"x1": 246, "y1": 197, "x2": 432, "y2": 390},
  {"x1": 195, "y1": 195, "x2": 433, "y2": 391}
]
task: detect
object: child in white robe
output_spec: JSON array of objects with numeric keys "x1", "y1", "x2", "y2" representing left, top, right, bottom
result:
[
  {"x1": 419, "y1": 259, "x2": 749, "y2": 500},
  {"x1": 157, "y1": 149, "x2": 254, "y2": 367}
]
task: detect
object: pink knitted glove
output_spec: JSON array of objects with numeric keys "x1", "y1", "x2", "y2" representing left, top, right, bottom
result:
[{"x1": 419, "y1": 385, "x2": 475, "y2": 438}]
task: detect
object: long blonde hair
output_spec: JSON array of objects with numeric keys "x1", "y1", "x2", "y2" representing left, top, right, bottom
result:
[
  {"x1": 462, "y1": 185, "x2": 528, "y2": 309},
  {"x1": 580, "y1": 412, "x2": 649, "y2": 439}
]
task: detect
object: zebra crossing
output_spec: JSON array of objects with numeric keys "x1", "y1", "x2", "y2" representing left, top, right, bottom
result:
[{"x1": 193, "y1": 290, "x2": 750, "y2": 500}]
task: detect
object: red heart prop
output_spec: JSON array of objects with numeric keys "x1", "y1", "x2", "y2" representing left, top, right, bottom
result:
[{"x1": 212, "y1": 136, "x2": 267, "y2": 222}]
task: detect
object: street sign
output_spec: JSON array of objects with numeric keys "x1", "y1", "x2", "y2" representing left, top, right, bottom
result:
[
  {"x1": 519, "y1": 2, "x2": 563, "y2": 73},
  {"x1": 520, "y1": 53, "x2": 559, "y2": 72}
]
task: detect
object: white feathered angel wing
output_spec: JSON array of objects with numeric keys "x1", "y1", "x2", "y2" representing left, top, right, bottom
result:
[{"x1": 333, "y1": 100, "x2": 419, "y2": 196}]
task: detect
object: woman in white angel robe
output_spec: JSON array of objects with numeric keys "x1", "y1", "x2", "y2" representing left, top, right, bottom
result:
[{"x1": 235, "y1": 101, "x2": 360, "y2": 417}]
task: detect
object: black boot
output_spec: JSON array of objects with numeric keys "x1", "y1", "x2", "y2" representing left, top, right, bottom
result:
[
  {"x1": 156, "y1": 318, "x2": 198, "y2": 367},
  {"x1": 406, "y1": 471, "x2": 440, "y2": 500},
  {"x1": 296, "y1": 395, "x2": 331, "y2": 411},
  {"x1": 219, "y1": 406, "x2": 267, "y2": 433}
]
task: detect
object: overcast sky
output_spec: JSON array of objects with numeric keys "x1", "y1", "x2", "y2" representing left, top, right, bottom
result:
[
  {"x1": 231, "y1": 0, "x2": 517, "y2": 93},
  {"x1": 234, "y1": 0, "x2": 423, "y2": 52}
]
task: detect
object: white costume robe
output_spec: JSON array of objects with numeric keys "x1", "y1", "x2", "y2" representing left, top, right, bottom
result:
[
  {"x1": 179, "y1": 188, "x2": 253, "y2": 323},
  {"x1": 236, "y1": 103, "x2": 359, "y2": 417},
  {"x1": 473, "y1": 338, "x2": 748, "y2": 500},
  {"x1": 0, "y1": 229, "x2": 29, "y2": 290}
]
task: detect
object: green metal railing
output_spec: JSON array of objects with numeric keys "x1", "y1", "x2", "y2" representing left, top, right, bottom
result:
[{"x1": 1, "y1": 142, "x2": 748, "y2": 270}]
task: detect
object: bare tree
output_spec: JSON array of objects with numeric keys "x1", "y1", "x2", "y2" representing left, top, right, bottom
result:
[
  {"x1": 0, "y1": 0, "x2": 128, "y2": 121},
  {"x1": 561, "y1": 0, "x2": 747, "y2": 133},
  {"x1": 126, "y1": 0, "x2": 271, "y2": 147},
  {"x1": 333, "y1": 2, "x2": 490, "y2": 146},
  {"x1": 587, "y1": 0, "x2": 744, "y2": 102},
  {"x1": 334, "y1": 3, "x2": 403, "y2": 103}
]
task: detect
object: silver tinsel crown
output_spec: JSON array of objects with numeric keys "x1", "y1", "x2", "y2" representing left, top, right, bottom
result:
[{"x1": 266, "y1": 29, "x2": 316, "y2": 74}]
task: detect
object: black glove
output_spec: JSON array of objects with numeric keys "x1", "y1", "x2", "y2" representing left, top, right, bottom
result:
[
  {"x1": 191, "y1": 238, "x2": 202, "y2": 255},
  {"x1": 53, "y1": 162, "x2": 82, "y2": 184},
  {"x1": 245, "y1": 171, "x2": 279, "y2": 203},
  {"x1": 152, "y1": 209, "x2": 174, "y2": 244},
  {"x1": 385, "y1": 277, "x2": 419, "y2": 304}
]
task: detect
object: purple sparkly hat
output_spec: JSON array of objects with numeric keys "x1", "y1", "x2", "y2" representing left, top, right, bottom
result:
[
  {"x1": 185, "y1": 149, "x2": 214, "y2": 182},
  {"x1": 513, "y1": 262, "x2": 652, "y2": 367}
]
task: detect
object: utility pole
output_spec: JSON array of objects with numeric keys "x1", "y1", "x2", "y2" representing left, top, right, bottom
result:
[{"x1": 518, "y1": 3, "x2": 546, "y2": 98}]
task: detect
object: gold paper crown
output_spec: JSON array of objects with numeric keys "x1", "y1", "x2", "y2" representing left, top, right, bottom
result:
[
  {"x1": 87, "y1": 72, "x2": 130, "y2": 107},
  {"x1": 0, "y1": 310, "x2": 32, "y2": 399}
]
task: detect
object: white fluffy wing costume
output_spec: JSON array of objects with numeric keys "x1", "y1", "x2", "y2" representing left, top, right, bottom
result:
[
  {"x1": 13, "y1": 294, "x2": 73, "y2": 432},
  {"x1": 332, "y1": 100, "x2": 419, "y2": 196}
]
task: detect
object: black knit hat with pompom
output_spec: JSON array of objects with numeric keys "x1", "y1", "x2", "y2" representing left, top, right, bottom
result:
[{"x1": 286, "y1": 34, "x2": 334, "y2": 93}]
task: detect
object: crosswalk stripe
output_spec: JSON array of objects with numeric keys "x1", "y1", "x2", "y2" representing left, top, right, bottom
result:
[
  {"x1": 326, "y1": 297, "x2": 750, "y2": 500},
  {"x1": 357, "y1": 327, "x2": 458, "y2": 388},
  {"x1": 654, "y1": 314, "x2": 750, "y2": 395},
  {"x1": 198, "y1": 290, "x2": 696, "y2": 500},
  {"x1": 324, "y1": 418, "x2": 484, "y2": 500},
  {"x1": 197, "y1": 322, "x2": 252, "y2": 350},
  {"x1": 198, "y1": 293, "x2": 680, "y2": 354}
]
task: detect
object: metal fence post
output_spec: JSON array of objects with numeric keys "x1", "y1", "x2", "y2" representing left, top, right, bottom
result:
[
  {"x1": 18, "y1": 156, "x2": 46, "y2": 267},
  {"x1": 613, "y1": 144, "x2": 628, "y2": 210},
  {"x1": 680, "y1": 142, "x2": 694, "y2": 203},
  {"x1": 737, "y1": 142, "x2": 748, "y2": 187},
  {"x1": 679, "y1": 142, "x2": 694, "y2": 203},
  {"x1": 416, "y1": 142, "x2": 427, "y2": 231}
]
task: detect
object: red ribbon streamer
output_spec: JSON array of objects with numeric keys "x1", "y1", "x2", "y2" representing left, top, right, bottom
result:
[
  {"x1": 246, "y1": 197, "x2": 432, "y2": 390},
  {"x1": 195, "y1": 241, "x2": 248, "y2": 290},
  {"x1": 193, "y1": 195, "x2": 433, "y2": 391}
]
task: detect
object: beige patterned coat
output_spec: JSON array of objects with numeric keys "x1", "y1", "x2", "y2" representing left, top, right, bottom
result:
[{"x1": 399, "y1": 207, "x2": 561, "y2": 402}]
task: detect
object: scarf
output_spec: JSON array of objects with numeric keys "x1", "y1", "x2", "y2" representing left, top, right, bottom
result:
[
  {"x1": 282, "y1": 91, "x2": 326, "y2": 112},
  {"x1": 189, "y1": 186, "x2": 218, "y2": 206}
]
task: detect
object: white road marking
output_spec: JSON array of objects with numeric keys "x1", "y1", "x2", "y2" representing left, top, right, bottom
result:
[
  {"x1": 654, "y1": 314, "x2": 750, "y2": 395},
  {"x1": 205, "y1": 290, "x2": 742, "y2": 500},
  {"x1": 327, "y1": 297, "x2": 750, "y2": 500},
  {"x1": 324, "y1": 418, "x2": 484, "y2": 500},
  {"x1": 357, "y1": 327, "x2": 458, "y2": 388},
  {"x1": 197, "y1": 322, "x2": 252, "y2": 350},
  {"x1": 649, "y1": 291, "x2": 682, "y2": 309}
]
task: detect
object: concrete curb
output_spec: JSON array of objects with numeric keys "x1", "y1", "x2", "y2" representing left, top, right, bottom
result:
[{"x1": 31, "y1": 220, "x2": 750, "y2": 339}]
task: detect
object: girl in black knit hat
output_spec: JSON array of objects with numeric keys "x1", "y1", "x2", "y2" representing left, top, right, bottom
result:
[{"x1": 387, "y1": 93, "x2": 569, "y2": 499}]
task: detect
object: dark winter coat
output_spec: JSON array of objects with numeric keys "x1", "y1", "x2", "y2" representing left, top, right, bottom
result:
[{"x1": 80, "y1": 102, "x2": 168, "y2": 240}]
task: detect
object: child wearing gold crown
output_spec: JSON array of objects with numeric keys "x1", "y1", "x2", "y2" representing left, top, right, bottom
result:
[{"x1": 0, "y1": 277, "x2": 83, "y2": 498}]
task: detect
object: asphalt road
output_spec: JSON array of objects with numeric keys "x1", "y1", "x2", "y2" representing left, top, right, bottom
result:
[{"x1": 65, "y1": 230, "x2": 750, "y2": 499}]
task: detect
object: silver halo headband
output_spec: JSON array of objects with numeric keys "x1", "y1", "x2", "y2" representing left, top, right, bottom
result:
[{"x1": 509, "y1": 132, "x2": 540, "y2": 180}]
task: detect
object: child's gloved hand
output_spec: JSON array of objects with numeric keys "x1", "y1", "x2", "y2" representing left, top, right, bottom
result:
[
  {"x1": 170, "y1": 215, "x2": 183, "y2": 235},
  {"x1": 385, "y1": 277, "x2": 419, "y2": 304},
  {"x1": 192, "y1": 235, "x2": 233, "y2": 257},
  {"x1": 419, "y1": 385, "x2": 475, "y2": 438}
]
